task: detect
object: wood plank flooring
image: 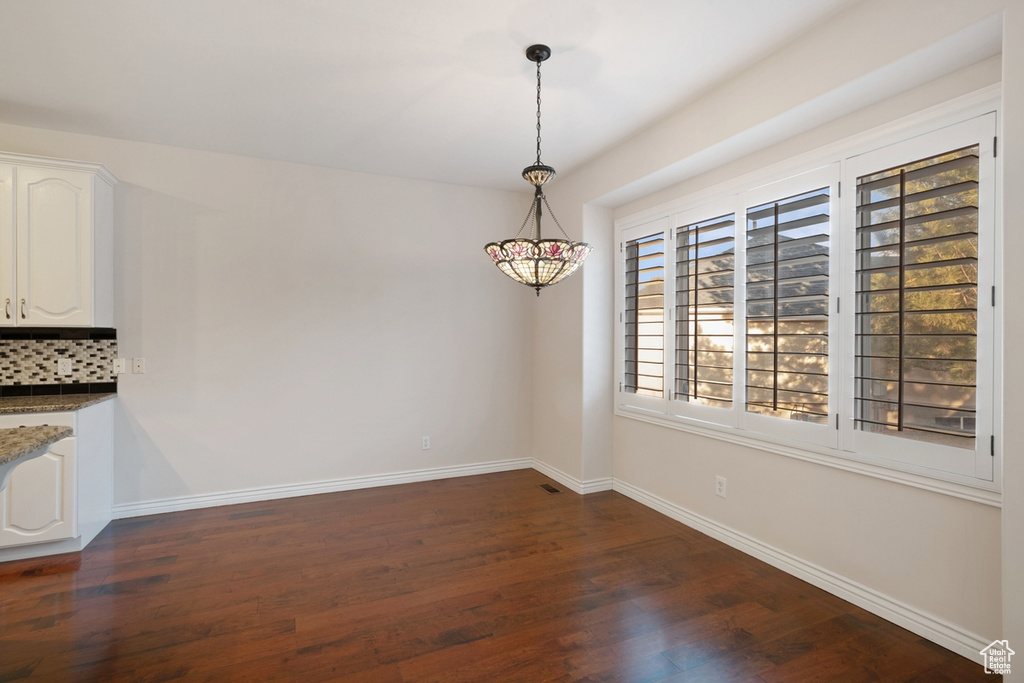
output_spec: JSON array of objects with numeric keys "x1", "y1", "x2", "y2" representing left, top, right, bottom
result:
[{"x1": 0, "y1": 469, "x2": 1000, "y2": 681}]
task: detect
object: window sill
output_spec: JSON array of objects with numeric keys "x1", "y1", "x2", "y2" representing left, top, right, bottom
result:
[{"x1": 615, "y1": 404, "x2": 1001, "y2": 508}]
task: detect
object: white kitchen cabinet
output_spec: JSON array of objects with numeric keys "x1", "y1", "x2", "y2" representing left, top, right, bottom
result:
[
  {"x1": 0, "y1": 400, "x2": 113, "y2": 560},
  {"x1": 0, "y1": 430, "x2": 75, "y2": 546},
  {"x1": 0, "y1": 153, "x2": 116, "y2": 327}
]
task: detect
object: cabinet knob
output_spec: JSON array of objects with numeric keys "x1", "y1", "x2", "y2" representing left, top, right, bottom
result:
[
  {"x1": 20, "y1": 298, "x2": 25, "y2": 319},
  {"x1": 3, "y1": 298, "x2": 8, "y2": 320}
]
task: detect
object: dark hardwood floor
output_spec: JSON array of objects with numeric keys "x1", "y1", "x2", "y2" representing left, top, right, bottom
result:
[{"x1": 0, "y1": 469, "x2": 1000, "y2": 682}]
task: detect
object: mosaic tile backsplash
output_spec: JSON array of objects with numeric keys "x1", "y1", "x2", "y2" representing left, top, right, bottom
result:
[
  {"x1": 1, "y1": 339, "x2": 117, "y2": 384},
  {"x1": 0, "y1": 329, "x2": 117, "y2": 395}
]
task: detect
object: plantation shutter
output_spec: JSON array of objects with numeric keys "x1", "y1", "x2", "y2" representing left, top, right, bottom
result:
[
  {"x1": 624, "y1": 232, "x2": 665, "y2": 397},
  {"x1": 854, "y1": 145, "x2": 979, "y2": 450},
  {"x1": 745, "y1": 188, "x2": 830, "y2": 424},
  {"x1": 675, "y1": 214, "x2": 735, "y2": 408}
]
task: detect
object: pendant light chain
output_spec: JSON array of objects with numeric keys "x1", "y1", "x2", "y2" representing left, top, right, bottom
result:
[
  {"x1": 542, "y1": 195, "x2": 572, "y2": 240},
  {"x1": 534, "y1": 58, "x2": 568, "y2": 240},
  {"x1": 535, "y1": 60, "x2": 543, "y2": 165},
  {"x1": 513, "y1": 196, "x2": 539, "y2": 238}
]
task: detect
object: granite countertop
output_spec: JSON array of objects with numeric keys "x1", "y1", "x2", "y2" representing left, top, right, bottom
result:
[
  {"x1": 0, "y1": 393, "x2": 117, "y2": 414},
  {"x1": 0, "y1": 425, "x2": 74, "y2": 467}
]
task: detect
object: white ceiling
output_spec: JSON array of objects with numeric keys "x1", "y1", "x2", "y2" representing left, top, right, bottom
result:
[{"x1": 0, "y1": 0, "x2": 858, "y2": 192}]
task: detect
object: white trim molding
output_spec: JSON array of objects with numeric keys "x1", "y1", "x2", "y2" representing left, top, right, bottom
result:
[
  {"x1": 530, "y1": 459, "x2": 614, "y2": 494},
  {"x1": 112, "y1": 458, "x2": 533, "y2": 518},
  {"x1": 616, "y1": 409, "x2": 1001, "y2": 508},
  {"x1": 582, "y1": 477, "x2": 615, "y2": 494},
  {"x1": 613, "y1": 477, "x2": 995, "y2": 665},
  {"x1": 0, "y1": 150, "x2": 118, "y2": 187}
]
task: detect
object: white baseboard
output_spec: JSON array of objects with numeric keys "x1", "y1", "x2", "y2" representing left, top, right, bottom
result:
[
  {"x1": 531, "y1": 460, "x2": 583, "y2": 493},
  {"x1": 581, "y1": 479, "x2": 610, "y2": 493},
  {"x1": 112, "y1": 458, "x2": 533, "y2": 519},
  {"x1": 530, "y1": 459, "x2": 614, "y2": 494},
  {"x1": 612, "y1": 479, "x2": 992, "y2": 666},
  {"x1": 582, "y1": 477, "x2": 615, "y2": 494}
]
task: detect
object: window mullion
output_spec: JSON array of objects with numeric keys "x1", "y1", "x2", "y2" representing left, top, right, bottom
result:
[
  {"x1": 665, "y1": 227, "x2": 675, "y2": 407},
  {"x1": 975, "y1": 130, "x2": 998, "y2": 481},
  {"x1": 733, "y1": 204, "x2": 747, "y2": 428},
  {"x1": 897, "y1": 169, "x2": 907, "y2": 433},
  {"x1": 772, "y1": 201, "x2": 780, "y2": 413}
]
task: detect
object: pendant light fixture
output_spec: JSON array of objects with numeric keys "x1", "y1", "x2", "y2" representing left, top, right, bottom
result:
[{"x1": 485, "y1": 44, "x2": 592, "y2": 296}]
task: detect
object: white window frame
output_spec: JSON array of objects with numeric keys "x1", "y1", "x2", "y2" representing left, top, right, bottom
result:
[
  {"x1": 738, "y1": 165, "x2": 841, "y2": 450},
  {"x1": 839, "y1": 113, "x2": 996, "y2": 482},
  {"x1": 614, "y1": 90, "x2": 1001, "y2": 498},
  {"x1": 617, "y1": 217, "x2": 670, "y2": 416},
  {"x1": 668, "y1": 196, "x2": 740, "y2": 429}
]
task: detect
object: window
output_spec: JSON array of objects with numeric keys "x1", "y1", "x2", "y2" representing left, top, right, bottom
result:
[
  {"x1": 854, "y1": 146, "x2": 979, "y2": 450},
  {"x1": 616, "y1": 110, "x2": 997, "y2": 487},
  {"x1": 675, "y1": 213, "x2": 735, "y2": 409},
  {"x1": 746, "y1": 187, "x2": 830, "y2": 425},
  {"x1": 623, "y1": 220, "x2": 667, "y2": 406}
]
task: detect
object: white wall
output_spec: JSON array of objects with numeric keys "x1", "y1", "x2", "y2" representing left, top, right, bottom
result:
[
  {"x1": 531, "y1": 259, "x2": 584, "y2": 485},
  {"x1": 530, "y1": 199, "x2": 615, "y2": 491},
  {"x1": 605, "y1": 59, "x2": 1005, "y2": 648},
  {"x1": 0, "y1": 122, "x2": 535, "y2": 507},
  {"x1": 534, "y1": 0, "x2": 1019, "y2": 663},
  {"x1": 580, "y1": 202, "x2": 614, "y2": 487},
  {"x1": 613, "y1": 420, "x2": 1002, "y2": 632},
  {"x1": 998, "y1": 1, "x2": 1024, "y2": 663}
]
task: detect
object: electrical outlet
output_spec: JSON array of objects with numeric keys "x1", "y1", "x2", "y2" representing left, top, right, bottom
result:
[
  {"x1": 422, "y1": 436, "x2": 430, "y2": 450},
  {"x1": 112, "y1": 358, "x2": 126, "y2": 374},
  {"x1": 715, "y1": 475, "x2": 727, "y2": 498},
  {"x1": 132, "y1": 358, "x2": 146, "y2": 374},
  {"x1": 57, "y1": 358, "x2": 73, "y2": 375}
]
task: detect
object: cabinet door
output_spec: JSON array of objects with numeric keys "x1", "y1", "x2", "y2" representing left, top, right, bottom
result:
[
  {"x1": 0, "y1": 164, "x2": 13, "y2": 327},
  {"x1": 16, "y1": 167, "x2": 94, "y2": 326},
  {"x1": 0, "y1": 437, "x2": 77, "y2": 547}
]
